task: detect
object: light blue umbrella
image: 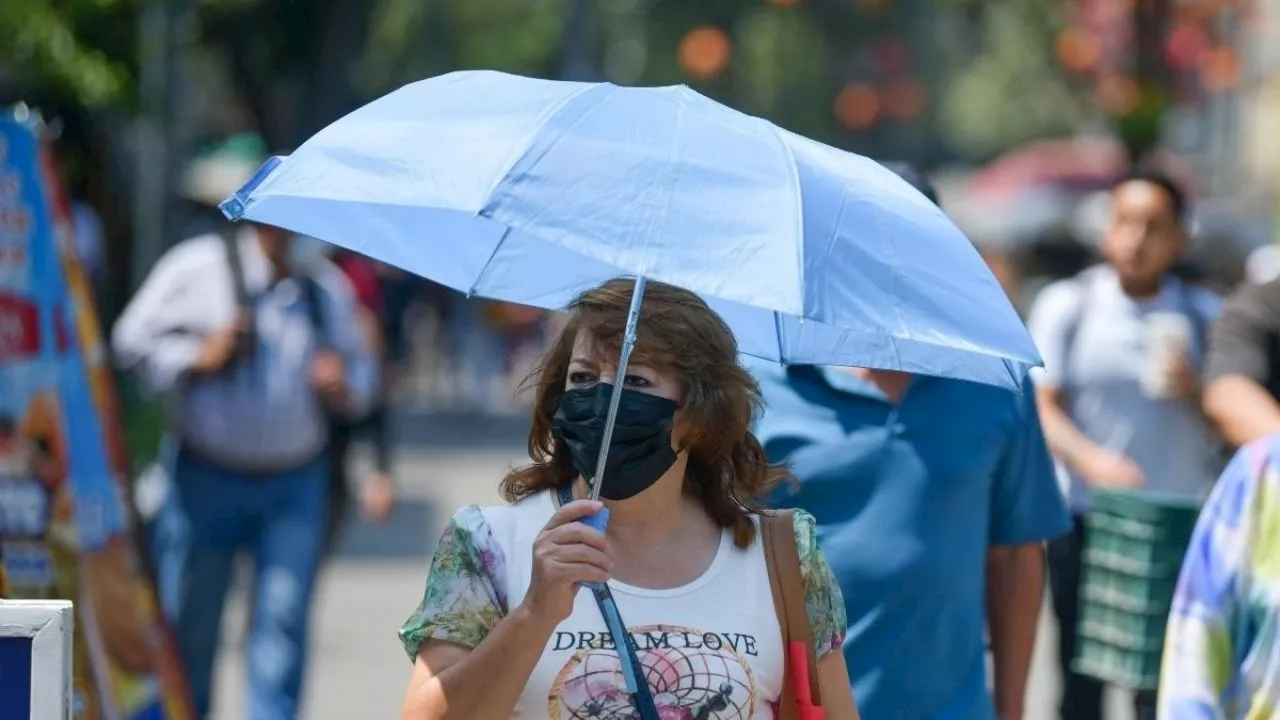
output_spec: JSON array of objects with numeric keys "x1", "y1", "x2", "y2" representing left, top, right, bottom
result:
[
  {"x1": 220, "y1": 71, "x2": 1039, "y2": 703},
  {"x1": 221, "y1": 70, "x2": 1039, "y2": 390},
  {"x1": 220, "y1": 67, "x2": 1041, "y2": 476}
]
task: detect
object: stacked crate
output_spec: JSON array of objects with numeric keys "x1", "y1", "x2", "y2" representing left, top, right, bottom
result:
[{"x1": 1073, "y1": 490, "x2": 1201, "y2": 690}]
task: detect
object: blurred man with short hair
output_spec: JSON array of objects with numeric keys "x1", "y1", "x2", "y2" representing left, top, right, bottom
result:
[{"x1": 1028, "y1": 170, "x2": 1221, "y2": 720}]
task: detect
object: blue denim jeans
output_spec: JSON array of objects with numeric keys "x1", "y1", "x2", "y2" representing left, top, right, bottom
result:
[{"x1": 151, "y1": 447, "x2": 328, "y2": 720}]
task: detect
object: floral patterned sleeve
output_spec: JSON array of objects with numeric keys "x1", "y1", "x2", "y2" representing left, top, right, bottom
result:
[
  {"x1": 793, "y1": 509, "x2": 847, "y2": 659},
  {"x1": 398, "y1": 505, "x2": 509, "y2": 659}
]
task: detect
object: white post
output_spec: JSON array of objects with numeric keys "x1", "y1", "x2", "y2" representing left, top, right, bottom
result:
[{"x1": 0, "y1": 600, "x2": 73, "y2": 720}]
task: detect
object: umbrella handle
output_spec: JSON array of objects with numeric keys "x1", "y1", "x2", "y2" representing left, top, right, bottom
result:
[
  {"x1": 575, "y1": 509, "x2": 643, "y2": 694},
  {"x1": 581, "y1": 507, "x2": 610, "y2": 535},
  {"x1": 577, "y1": 508, "x2": 610, "y2": 592}
]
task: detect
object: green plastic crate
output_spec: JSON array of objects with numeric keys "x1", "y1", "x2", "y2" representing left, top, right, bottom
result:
[
  {"x1": 1074, "y1": 636, "x2": 1163, "y2": 691},
  {"x1": 1079, "y1": 564, "x2": 1180, "y2": 615},
  {"x1": 1074, "y1": 490, "x2": 1202, "y2": 691}
]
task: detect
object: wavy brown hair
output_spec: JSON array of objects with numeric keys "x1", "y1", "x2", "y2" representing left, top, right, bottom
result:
[{"x1": 500, "y1": 277, "x2": 784, "y2": 548}]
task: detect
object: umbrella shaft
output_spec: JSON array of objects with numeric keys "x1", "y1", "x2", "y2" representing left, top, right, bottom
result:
[{"x1": 589, "y1": 276, "x2": 647, "y2": 501}]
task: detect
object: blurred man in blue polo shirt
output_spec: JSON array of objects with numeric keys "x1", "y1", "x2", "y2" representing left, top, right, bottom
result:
[{"x1": 747, "y1": 163, "x2": 1070, "y2": 719}]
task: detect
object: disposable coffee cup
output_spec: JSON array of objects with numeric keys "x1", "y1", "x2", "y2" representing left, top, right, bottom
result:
[{"x1": 1143, "y1": 312, "x2": 1193, "y2": 398}]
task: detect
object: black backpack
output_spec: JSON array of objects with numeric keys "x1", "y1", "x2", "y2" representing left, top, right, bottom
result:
[{"x1": 220, "y1": 226, "x2": 329, "y2": 360}]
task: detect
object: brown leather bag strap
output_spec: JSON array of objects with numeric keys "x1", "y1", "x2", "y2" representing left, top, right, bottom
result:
[{"x1": 761, "y1": 509, "x2": 823, "y2": 716}]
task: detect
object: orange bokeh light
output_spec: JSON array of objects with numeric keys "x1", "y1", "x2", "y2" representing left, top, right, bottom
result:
[
  {"x1": 1056, "y1": 26, "x2": 1102, "y2": 74},
  {"x1": 834, "y1": 83, "x2": 879, "y2": 131},
  {"x1": 1094, "y1": 75, "x2": 1142, "y2": 116},
  {"x1": 1174, "y1": 3, "x2": 1207, "y2": 24},
  {"x1": 882, "y1": 76, "x2": 926, "y2": 121},
  {"x1": 678, "y1": 26, "x2": 733, "y2": 81},
  {"x1": 1200, "y1": 47, "x2": 1242, "y2": 91}
]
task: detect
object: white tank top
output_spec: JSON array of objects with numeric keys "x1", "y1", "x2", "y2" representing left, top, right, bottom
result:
[{"x1": 484, "y1": 491, "x2": 786, "y2": 719}]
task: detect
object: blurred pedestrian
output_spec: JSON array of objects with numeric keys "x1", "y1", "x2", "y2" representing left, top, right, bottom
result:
[
  {"x1": 111, "y1": 136, "x2": 378, "y2": 720},
  {"x1": 449, "y1": 298, "x2": 506, "y2": 411},
  {"x1": 324, "y1": 247, "x2": 398, "y2": 557},
  {"x1": 1158, "y1": 434, "x2": 1280, "y2": 718},
  {"x1": 1202, "y1": 275, "x2": 1280, "y2": 447},
  {"x1": 747, "y1": 162, "x2": 1070, "y2": 720},
  {"x1": 1027, "y1": 170, "x2": 1222, "y2": 720}
]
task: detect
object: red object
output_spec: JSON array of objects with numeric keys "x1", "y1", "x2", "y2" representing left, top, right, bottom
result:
[
  {"x1": 1165, "y1": 23, "x2": 1209, "y2": 71},
  {"x1": 334, "y1": 252, "x2": 384, "y2": 315},
  {"x1": 968, "y1": 137, "x2": 1202, "y2": 203},
  {"x1": 788, "y1": 641, "x2": 825, "y2": 720},
  {"x1": 0, "y1": 293, "x2": 41, "y2": 360}
]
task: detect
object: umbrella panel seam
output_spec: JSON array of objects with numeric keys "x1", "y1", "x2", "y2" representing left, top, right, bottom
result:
[{"x1": 476, "y1": 81, "x2": 605, "y2": 220}]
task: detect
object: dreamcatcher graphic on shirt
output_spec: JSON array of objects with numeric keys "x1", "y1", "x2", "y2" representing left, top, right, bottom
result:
[{"x1": 547, "y1": 623, "x2": 759, "y2": 720}]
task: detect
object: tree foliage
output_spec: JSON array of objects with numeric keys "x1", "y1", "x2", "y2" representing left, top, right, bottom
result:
[
  {"x1": 3, "y1": 0, "x2": 1096, "y2": 163},
  {"x1": 1, "y1": 0, "x2": 134, "y2": 105},
  {"x1": 939, "y1": 2, "x2": 1089, "y2": 161}
]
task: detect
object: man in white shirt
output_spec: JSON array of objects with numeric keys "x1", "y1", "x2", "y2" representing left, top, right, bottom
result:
[
  {"x1": 112, "y1": 142, "x2": 377, "y2": 720},
  {"x1": 1027, "y1": 170, "x2": 1221, "y2": 720}
]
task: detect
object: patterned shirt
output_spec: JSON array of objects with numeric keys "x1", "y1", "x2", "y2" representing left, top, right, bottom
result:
[{"x1": 1159, "y1": 436, "x2": 1280, "y2": 719}]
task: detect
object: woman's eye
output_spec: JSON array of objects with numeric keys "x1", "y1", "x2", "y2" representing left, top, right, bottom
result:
[
  {"x1": 568, "y1": 371, "x2": 595, "y2": 385},
  {"x1": 623, "y1": 374, "x2": 651, "y2": 388}
]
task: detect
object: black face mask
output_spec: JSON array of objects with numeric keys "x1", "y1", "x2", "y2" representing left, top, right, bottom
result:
[{"x1": 551, "y1": 383, "x2": 679, "y2": 501}]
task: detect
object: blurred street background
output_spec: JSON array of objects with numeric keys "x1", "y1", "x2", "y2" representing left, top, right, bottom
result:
[{"x1": 5, "y1": 0, "x2": 1280, "y2": 718}]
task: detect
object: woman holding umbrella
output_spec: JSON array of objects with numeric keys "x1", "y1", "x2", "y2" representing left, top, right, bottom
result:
[
  {"x1": 220, "y1": 69, "x2": 1044, "y2": 720},
  {"x1": 397, "y1": 278, "x2": 859, "y2": 719}
]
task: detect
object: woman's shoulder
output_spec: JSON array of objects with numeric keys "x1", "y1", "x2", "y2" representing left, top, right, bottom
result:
[
  {"x1": 752, "y1": 508, "x2": 820, "y2": 547},
  {"x1": 427, "y1": 497, "x2": 552, "y2": 609},
  {"x1": 748, "y1": 508, "x2": 825, "y2": 581},
  {"x1": 788, "y1": 508, "x2": 820, "y2": 554},
  {"x1": 752, "y1": 508, "x2": 846, "y2": 657},
  {"x1": 433, "y1": 505, "x2": 499, "y2": 575},
  {"x1": 441, "y1": 491, "x2": 555, "y2": 546}
]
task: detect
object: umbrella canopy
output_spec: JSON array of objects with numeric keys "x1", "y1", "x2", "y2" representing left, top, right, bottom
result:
[{"x1": 221, "y1": 70, "x2": 1040, "y2": 389}]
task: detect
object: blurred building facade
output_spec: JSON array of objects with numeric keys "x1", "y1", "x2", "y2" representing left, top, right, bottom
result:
[{"x1": 1242, "y1": 0, "x2": 1280, "y2": 216}]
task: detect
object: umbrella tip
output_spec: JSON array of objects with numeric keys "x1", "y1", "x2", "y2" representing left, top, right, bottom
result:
[{"x1": 217, "y1": 155, "x2": 284, "y2": 221}]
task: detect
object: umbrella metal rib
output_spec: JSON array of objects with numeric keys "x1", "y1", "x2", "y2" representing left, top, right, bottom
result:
[{"x1": 588, "y1": 276, "x2": 647, "y2": 501}]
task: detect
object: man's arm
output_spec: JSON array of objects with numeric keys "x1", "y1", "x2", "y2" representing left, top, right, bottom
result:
[
  {"x1": 1202, "y1": 283, "x2": 1280, "y2": 446},
  {"x1": 1026, "y1": 282, "x2": 1143, "y2": 487},
  {"x1": 1204, "y1": 375, "x2": 1280, "y2": 447},
  {"x1": 987, "y1": 384, "x2": 1072, "y2": 720},
  {"x1": 110, "y1": 243, "x2": 203, "y2": 395},
  {"x1": 1026, "y1": 282, "x2": 1100, "y2": 471},
  {"x1": 1035, "y1": 385, "x2": 1101, "y2": 472},
  {"x1": 985, "y1": 543, "x2": 1045, "y2": 720}
]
